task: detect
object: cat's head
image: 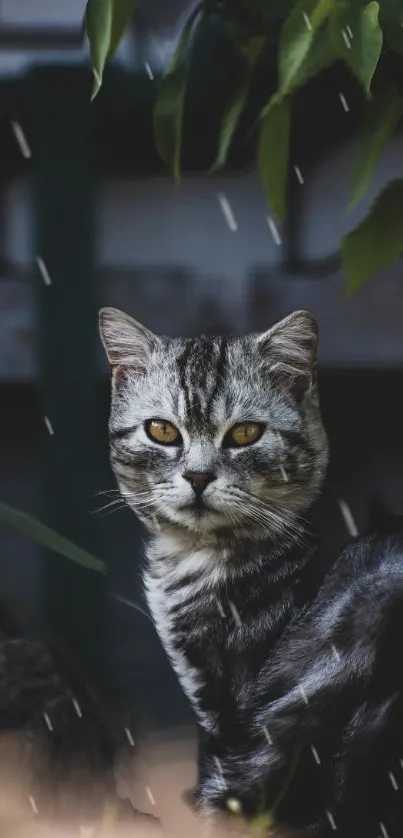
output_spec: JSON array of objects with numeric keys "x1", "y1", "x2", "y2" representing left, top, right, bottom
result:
[{"x1": 99, "y1": 308, "x2": 328, "y2": 542}]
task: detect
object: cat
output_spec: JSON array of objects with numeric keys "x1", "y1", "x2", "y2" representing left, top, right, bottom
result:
[
  {"x1": 98, "y1": 310, "x2": 327, "y2": 785},
  {"x1": 100, "y1": 305, "x2": 403, "y2": 836}
]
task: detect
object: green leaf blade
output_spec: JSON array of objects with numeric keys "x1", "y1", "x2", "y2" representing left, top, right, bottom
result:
[
  {"x1": 279, "y1": 0, "x2": 335, "y2": 94},
  {"x1": 0, "y1": 501, "x2": 106, "y2": 574},
  {"x1": 261, "y1": 25, "x2": 335, "y2": 120},
  {"x1": 212, "y1": 35, "x2": 265, "y2": 172},
  {"x1": 258, "y1": 98, "x2": 291, "y2": 221},
  {"x1": 330, "y1": 1, "x2": 383, "y2": 95},
  {"x1": 348, "y1": 87, "x2": 403, "y2": 212},
  {"x1": 211, "y1": 80, "x2": 250, "y2": 172},
  {"x1": 342, "y1": 179, "x2": 403, "y2": 294},
  {"x1": 108, "y1": 0, "x2": 136, "y2": 59},
  {"x1": 153, "y1": 4, "x2": 202, "y2": 179},
  {"x1": 85, "y1": 0, "x2": 113, "y2": 100}
]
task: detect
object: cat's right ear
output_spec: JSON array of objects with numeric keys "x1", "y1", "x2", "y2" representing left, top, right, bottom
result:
[{"x1": 99, "y1": 307, "x2": 156, "y2": 375}]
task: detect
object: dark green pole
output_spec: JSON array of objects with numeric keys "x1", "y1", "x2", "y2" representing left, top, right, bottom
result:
[{"x1": 28, "y1": 65, "x2": 106, "y2": 687}]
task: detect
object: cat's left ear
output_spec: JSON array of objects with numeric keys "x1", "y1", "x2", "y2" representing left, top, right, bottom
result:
[
  {"x1": 99, "y1": 307, "x2": 157, "y2": 375},
  {"x1": 257, "y1": 310, "x2": 318, "y2": 395}
]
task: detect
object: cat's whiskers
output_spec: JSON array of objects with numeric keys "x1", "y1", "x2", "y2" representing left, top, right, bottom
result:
[
  {"x1": 231, "y1": 501, "x2": 288, "y2": 539},
  {"x1": 92, "y1": 497, "x2": 128, "y2": 515},
  {"x1": 227, "y1": 486, "x2": 305, "y2": 542},
  {"x1": 91, "y1": 488, "x2": 121, "y2": 498}
]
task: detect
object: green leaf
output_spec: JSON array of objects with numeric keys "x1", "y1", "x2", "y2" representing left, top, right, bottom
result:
[
  {"x1": 85, "y1": 0, "x2": 113, "y2": 100},
  {"x1": 292, "y1": 22, "x2": 336, "y2": 89},
  {"x1": 261, "y1": 25, "x2": 335, "y2": 120},
  {"x1": 278, "y1": 0, "x2": 335, "y2": 93},
  {"x1": 0, "y1": 501, "x2": 106, "y2": 574},
  {"x1": 330, "y1": 1, "x2": 383, "y2": 95},
  {"x1": 153, "y1": 4, "x2": 202, "y2": 179},
  {"x1": 211, "y1": 80, "x2": 250, "y2": 171},
  {"x1": 108, "y1": 0, "x2": 136, "y2": 59},
  {"x1": 85, "y1": 0, "x2": 136, "y2": 99},
  {"x1": 348, "y1": 86, "x2": 403, "y2": 212},
  {"x1": 258, "y1": 98, "x2": 291, "y2": 221},
  {"x1": 212, "y1": 35, "x2": 265, "y2": 171},
  {"x1": 342, "y1": 179, "x2": 403, "y2": 293}
]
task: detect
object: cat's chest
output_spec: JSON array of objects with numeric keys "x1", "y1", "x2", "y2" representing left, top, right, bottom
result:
[
  {"x1": 143, "y1": 543, "x2": 236, "y2": 727},
  {"x1": 143, "y1": 555, "x2": 225, "y2": 656}
]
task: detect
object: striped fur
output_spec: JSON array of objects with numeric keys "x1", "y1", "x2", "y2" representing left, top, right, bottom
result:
[
  {"x1": 99, "y1": 307, "x2": 327, "y2": 781},
  {"x1": 100, "y1": 308, "x2": 403, "y2": 836}
]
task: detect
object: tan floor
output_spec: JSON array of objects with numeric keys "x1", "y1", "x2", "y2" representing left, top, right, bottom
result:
[{"x1": 0, "y1": 728, "x2": 299, "y2": 837}]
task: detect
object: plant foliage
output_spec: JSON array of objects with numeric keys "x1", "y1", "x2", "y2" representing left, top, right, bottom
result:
[
  {"x1": 84, "y1": 0, "x2": 403, "y2": 291},
  {"x1": 0, "y1": 501, "x2": 105, "y2": 574}
]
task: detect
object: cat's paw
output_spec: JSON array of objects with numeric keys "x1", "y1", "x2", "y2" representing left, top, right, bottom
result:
[{"x1": 196, "y1": 754, "x2": 267, "y2": 818}]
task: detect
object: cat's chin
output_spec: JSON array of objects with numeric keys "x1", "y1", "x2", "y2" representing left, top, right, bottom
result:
[{"x1": 170, "y1": 506, "x2": 228, "y2": 534}]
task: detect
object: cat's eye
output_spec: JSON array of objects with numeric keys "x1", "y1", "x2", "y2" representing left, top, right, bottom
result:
[
  {"x1": 145, "y1": 419, "x2": 182, "y2": 446},
  {"x1": 224, "y1": 422, "x2": 264, "y2": 448}
]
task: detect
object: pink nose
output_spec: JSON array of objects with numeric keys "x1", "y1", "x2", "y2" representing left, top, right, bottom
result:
[{"x1": 183, "y1": 471, "x2": 216, "y2": 493}]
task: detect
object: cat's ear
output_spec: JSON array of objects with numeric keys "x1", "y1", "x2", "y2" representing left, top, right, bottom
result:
[
  {"x1": 257, "y1": 310, "x2": 318, "y2": 394},
  {"x1": 99, "y1": 307, "x2": 156, "y2": 374}
]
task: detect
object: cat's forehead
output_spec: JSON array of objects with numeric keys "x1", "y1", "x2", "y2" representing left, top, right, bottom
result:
[{"x1": 134, "y1": 335, "x2": 299, "y2": 428}]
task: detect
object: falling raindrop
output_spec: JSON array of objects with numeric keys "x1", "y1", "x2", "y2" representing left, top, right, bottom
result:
[
  {"x1": 11, "y1": 120, "x2": 31, "y2": 158},
  {"x1": 216, "y1": 598, "x2": 225, "y2": 618},
  {"x1": 339, "y1": 93, "x2": 350, "y2": 113},
  {"x1": 228, "y1": 600, "x2": 242, "y2": 627},
  {"x1": 217, "y1": 193, "x2": 238, "y2": 232},
  {"x1": 310, "y1": 745, "x2": 321, "y2": 765},
  {"x1": 263, "y1": 726, "x2": 272, "y2": 745},
  {"x1": 28, "y1": 795, "x2": 39, "y2": 814},
  {"x1": 294, "y1": 165, "x2": 304, "y2": 184},
  {"x1": 299, "y1": 685, "x2": 309, "y2": 705},
  {"x1": 36, "y1": 255, "x2": 52, "y2": 285},
  {"x1": 266, "y1": 216, "x2": 282, "y2": 246},
  {"x1": 341, "y1": 29, "x2": 351, "y2": 49},
  {"x1": 337, "y1": 499, "x2": 359, "y2": 537},
  {"x1": 146, "y1": 786, "x2": 156, "y2": 805},
  {"x1": 125, "y1": 727, "x2": 135, "y2": 747},
  {"x1": 389, "y1": 772, "x2": 398, "y2": 790},
  {"x1": 326, "y1": 810, "x2": 337, "y2": 830},
  {"x1": 44, "y1": 416, "x2": 54, "y2": 436},
  {"x1": 72, "y1": 698, "x2": 82, "y2": 718},
  {"x1": 43, "y1": 711, "x2": 53, "y2": 731},
  {"x1": 144, "y1": 62, "x2": 154, "y2": 80}
]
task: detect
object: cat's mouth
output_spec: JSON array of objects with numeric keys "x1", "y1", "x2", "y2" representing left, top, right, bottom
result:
[
  {"x1": 181, "y1": 497, "x2": 211, "y2": 514},
  {"x1": 180, "y1": 490, "x2": 225, "y2": 516}
]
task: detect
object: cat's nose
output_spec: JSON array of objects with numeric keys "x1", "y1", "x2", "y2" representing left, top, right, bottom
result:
[{"x1": 183, "y1": 471, "x2": 216, "y2": 493}]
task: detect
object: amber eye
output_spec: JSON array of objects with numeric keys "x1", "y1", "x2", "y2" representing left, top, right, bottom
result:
[
  {"x1": 145, "y1": 419, "x2": 181, "y2": 446},
  {"x1": 225, "y1": 422, "x2": 264, "y2": 448}
]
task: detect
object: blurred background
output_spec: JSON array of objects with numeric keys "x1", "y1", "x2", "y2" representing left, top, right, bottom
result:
[{"x1": 0, "y1": 0, "x2": 403, "y2": 735}]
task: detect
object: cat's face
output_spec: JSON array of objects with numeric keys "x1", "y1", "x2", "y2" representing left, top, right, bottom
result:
[{"x1": 99, "y1": 308, "x2": 328, "y2": 540}]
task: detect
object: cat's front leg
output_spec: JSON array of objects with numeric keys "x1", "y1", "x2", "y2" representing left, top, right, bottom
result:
[
  {"x1": 194, "y1": 628, "x2": 359, "y2": 821},
  {"x1": 193, "y1": 717, "x2": 290, "y2": 820}
]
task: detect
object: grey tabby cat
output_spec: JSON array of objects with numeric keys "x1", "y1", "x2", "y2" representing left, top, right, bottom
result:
[{"x1": 99, "y1": 307, "x2": 328, "y2": 816}]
